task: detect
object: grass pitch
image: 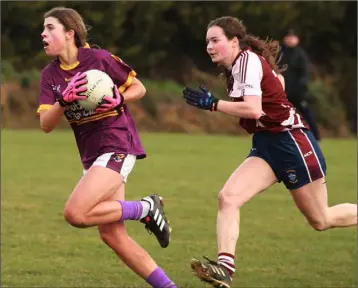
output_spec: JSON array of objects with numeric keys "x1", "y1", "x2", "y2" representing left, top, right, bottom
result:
[{"x1": 2, "y1": 130, "x2": 356, "y2": 287}]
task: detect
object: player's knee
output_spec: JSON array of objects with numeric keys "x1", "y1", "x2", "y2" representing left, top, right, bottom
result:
[
  {"x1": 218, "y1": 189, "x2": 244, "y2": 209},
  {"x1": 218, "y1": 189, "x2": 231, "y2": 208},
  {"x1": 63, "y1": 207, "x2": 89, "y2": 228},
  {"x1": 308, "y1": 218, "x2": 330, "y2": 231}
]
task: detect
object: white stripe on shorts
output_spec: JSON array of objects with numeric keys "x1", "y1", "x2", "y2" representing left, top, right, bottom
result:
[
  {"x1": 299, "y1": 129, "x2": 325, "y2": 177},
  {"x1": 120, "y1": 154, "x2": 136, "y2": 182},
  {"x1": 82, "y1": 153, "x2": 136, "y2": 183}
]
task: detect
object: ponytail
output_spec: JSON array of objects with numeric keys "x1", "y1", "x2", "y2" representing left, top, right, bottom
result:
[{"x1": 241, "y1": 34, "x2": 284, "y2": 74}]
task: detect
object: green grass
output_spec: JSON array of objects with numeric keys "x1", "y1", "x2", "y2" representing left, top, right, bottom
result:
[
  {"x1": 141, "y1": 78, "x2": 184, "y2": 102},
  {"x1": 2, "y1": 130, "x2": 356, "y2": 288}
]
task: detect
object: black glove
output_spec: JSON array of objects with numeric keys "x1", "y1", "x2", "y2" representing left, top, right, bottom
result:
[{"x1": 183, "y1": 85, "x2": 219, "y2": 112}]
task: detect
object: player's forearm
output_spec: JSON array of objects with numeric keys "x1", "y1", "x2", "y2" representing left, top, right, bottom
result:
[
  {"x1": 122, "y1": 81, "x2": 146, "y2": 103},
  {"x1": 40, "y1": 102, "x2": 65, "y2": 133},
  {"x1": 216, "y1": 100, "x2": 262, "y2": 119}
]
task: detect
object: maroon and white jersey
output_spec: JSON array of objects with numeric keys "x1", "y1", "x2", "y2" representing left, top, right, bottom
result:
[{"x1": 226, "y1": 47, "x2": 308, "y2": 134}]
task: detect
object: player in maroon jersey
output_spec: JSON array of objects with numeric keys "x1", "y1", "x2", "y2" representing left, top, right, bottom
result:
[
  {"x1": 183, "y1": 16, "x2": 357, "y2": 288},
  {"x1": 37, "y1": 7, "x2": 176, "y2": 288}
]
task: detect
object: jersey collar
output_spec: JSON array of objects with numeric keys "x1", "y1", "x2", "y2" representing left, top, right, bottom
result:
[
  {"x1": 226, "y1": 46, "x2": 252, "y2": 73},
  {"x1": 58, "y1": 44, "x2": 89, "y2": 71}
]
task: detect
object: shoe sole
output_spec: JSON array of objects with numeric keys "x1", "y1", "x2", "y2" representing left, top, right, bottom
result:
[
  {"x1": 190, "y1": 258, "x2": 230, "y2": 288},
  {"x1": 158, "y1": 196, "x2": 173, "y2": 231},
  {"x1": 156, "y1": 195, "x2": 172, "y2": 247}
]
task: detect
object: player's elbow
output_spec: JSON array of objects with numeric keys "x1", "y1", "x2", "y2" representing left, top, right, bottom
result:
[
  {"x1": 40, "y1": 120, "x2": 54, "y2": 133},
  {"x1": 138, "y1": 82, "x2": 146, "y2": 99},
  {"x1": 251, "y1": 109, "x2": 262, "y2": 120},
  {"x1": 41, "y1": 124, "x2": 53, "y2": 133},
  {"x1": 244, "y1": 96, "x2": 262, "y2": 119},
  {"x1": 130, "y1": 78, "x2": 146, "y2": 100}
]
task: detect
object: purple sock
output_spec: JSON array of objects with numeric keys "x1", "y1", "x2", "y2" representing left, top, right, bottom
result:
[
  {"x1": 118, "y1": 200, "x2": 143, "y2": 221},
  {"x1": 146, "y1": 267, "x2": 176, "y2": 288}
]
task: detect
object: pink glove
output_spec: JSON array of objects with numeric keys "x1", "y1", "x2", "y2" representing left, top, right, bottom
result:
[
  {"x1": 58, "y1": 72, "x2": 88, "y2": 106},
  {"x1": 95, "y1": 85, "x2": 124, "y2": 114}
]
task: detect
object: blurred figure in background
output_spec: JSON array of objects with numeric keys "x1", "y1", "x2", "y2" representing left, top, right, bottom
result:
[{"x1": 280, "y1": 29, "x2": 321, "y2": 141}]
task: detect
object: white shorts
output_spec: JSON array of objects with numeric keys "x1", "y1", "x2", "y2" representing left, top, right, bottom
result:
[{"x1": 83, "y1": 153, "x2": 136, "y2": 183}]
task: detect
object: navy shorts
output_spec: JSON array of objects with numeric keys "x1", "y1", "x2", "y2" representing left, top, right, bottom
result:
[{"x1": 248, "y1": 129, "x2": 327, "y2": 190}]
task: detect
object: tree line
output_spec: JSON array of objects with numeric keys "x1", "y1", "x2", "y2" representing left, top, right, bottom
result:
[{"x1": 2, "y1": 1, "x2": 357, "y2": 132}]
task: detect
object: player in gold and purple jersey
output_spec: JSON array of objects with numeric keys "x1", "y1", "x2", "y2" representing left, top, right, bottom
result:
[
  {"x1": 37, "y1": 7, "x2": 176, "y2": 288},
  {"x1": 183, "y1": 16, "x2": 357, "y2": 288}
]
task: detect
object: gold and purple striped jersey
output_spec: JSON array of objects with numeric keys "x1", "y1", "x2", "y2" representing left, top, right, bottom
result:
[{"x1": 37, "y1": 47, "x2": 146, "y2": 169}]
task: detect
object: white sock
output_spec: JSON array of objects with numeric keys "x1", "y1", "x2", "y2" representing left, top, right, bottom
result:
[{"x1": 140, "y1": 201, "x2": 151, "y2": 219}]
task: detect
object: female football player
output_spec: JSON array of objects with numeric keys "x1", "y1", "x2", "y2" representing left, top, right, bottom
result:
[
  {"x1": 183, "y1": 16, "x2": 357, "y2": 288},
  {"x1": 38, "y1": 7, "x2": 176, "y2": 288}
]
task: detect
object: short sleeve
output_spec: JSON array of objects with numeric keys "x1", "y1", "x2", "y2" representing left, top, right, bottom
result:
[
  {"x1": 230, "y1": 52, "x2": 263, "y2": 98},
  {"x1": 37, "y1": 70, "x2": 56, "y2": 114},
  {"x1": 102, "y1": 54, "x2": 137, "y2": 93}
]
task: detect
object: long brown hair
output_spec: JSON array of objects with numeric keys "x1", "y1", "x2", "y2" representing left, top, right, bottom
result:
[
  {"x1": 44, "y1": 7, "x2": 89, "y2": 48},
  {"x1": 208, "y1": 16, "x2": 284, "y2": 74}
]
